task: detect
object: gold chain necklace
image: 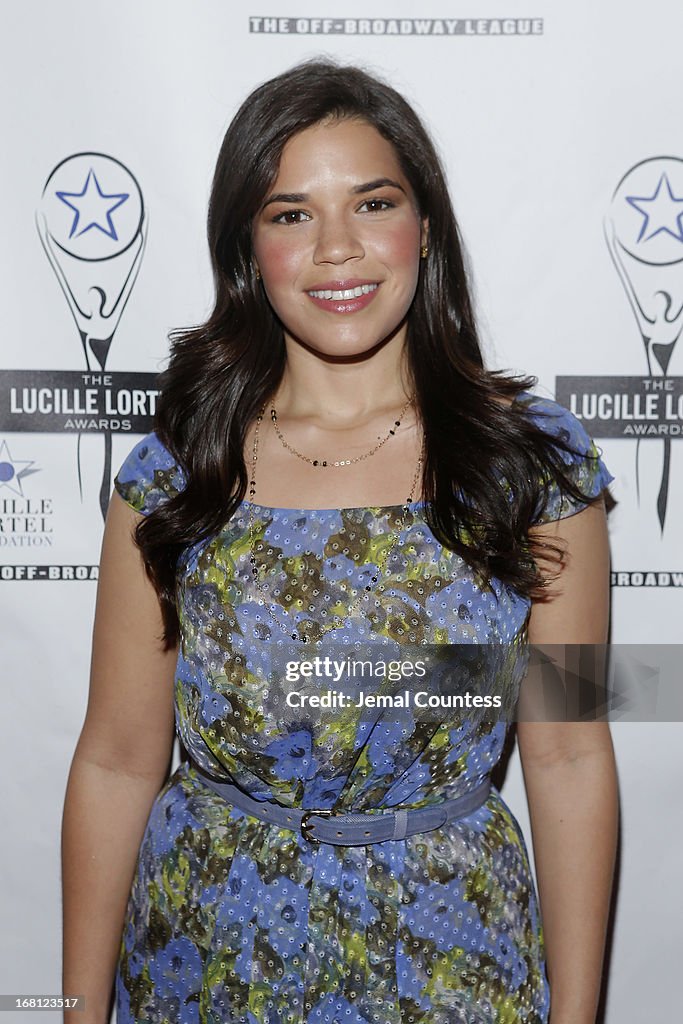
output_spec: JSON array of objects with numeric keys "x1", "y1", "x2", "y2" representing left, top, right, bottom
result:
[
  {"x1": 246, "y1": 401, "x2": 424, "y2": 643},
  {"x1": 269, "y1": 396, "x2": 413, "y2": 467}
]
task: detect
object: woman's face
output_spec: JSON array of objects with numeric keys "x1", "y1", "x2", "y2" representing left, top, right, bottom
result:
[{"x1": 251, "y1": 117, "x2": 428, "y2": 358}]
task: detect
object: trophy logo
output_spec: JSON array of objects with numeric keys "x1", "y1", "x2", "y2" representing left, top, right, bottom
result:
[
  {"x1": 35, "y1": 152, "x2": 147, "y2": 518},
  {"x1": 604, "y1": 156, "x2": 683, "y2": 530}
]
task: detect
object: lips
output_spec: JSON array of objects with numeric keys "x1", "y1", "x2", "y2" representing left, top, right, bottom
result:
[{"x1": 305, "y1": 279, "x2": 380, "y2": 313}]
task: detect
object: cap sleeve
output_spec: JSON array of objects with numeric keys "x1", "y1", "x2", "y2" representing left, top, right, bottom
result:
[
  {"x1": 518, "y1": 393, "x2": 615, "y2": 525},
  {"x1": 113, "y1": 431, "x2": 187, "y2": 516}
]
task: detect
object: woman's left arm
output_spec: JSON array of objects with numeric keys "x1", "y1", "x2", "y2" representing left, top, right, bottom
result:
[{"x1": 517, "y1": 499, "x2": 619, "y2": 1024}]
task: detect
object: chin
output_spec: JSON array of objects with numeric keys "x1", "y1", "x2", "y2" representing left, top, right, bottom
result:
[
  {"x1": 305, "y1": 337, "x2": 391, "y2": 359},
  {"x1": 290, "y1": 322, "x2": 405, "y2": 358}
]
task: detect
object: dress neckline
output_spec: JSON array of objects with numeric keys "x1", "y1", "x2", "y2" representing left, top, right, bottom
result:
[
  {"x1": 240, "y1": 390, "x2": 531, "y2": 514},
  {"x1": 239, "y1": 499, "x2": 426, "y2": 514}
]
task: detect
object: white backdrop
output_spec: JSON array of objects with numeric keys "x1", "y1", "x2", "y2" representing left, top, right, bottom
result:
[{"x1": 1, "y1": 1, "x2": 681, "y2": 1021}]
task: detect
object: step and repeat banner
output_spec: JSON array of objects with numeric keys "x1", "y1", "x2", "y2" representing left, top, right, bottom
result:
[{"x1": 1, "y1": 1, "x2": 680, "y2": 1020}]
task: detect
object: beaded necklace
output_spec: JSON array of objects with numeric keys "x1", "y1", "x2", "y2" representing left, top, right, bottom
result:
[{"x1": 269, "y1": 395, "x2": 413, "y2": 467}]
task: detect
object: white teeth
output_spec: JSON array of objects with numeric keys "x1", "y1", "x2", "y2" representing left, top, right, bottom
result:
[{"x1": 308, "y1": 283, "x2": 378, "y2": 300}]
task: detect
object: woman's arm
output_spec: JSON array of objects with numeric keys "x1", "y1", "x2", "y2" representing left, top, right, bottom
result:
[
  {"x1": 517, "y1": 499, "x2": 619, "y2": 1024},
  {"x1": 62, "y1": 491, "x2": 178, "y2": 1024}
]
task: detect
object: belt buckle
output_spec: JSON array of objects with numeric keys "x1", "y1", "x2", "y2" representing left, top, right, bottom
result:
[{"x1": 300, "y1": 808, "x2": 334, "y2": 843}]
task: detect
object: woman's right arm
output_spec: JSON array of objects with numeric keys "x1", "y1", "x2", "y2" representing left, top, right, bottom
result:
[{"x1": 62, "y1": 490, "x2": 178, "y2": 1024}]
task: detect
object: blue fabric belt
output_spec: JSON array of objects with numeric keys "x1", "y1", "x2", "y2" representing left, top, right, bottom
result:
[{"x1": 193, "y1": 764, "x2": 492, "y2": 846}]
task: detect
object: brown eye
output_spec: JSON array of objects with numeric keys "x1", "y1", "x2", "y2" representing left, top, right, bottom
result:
[
  {"x1": 272, "y1": 209, "x2": 311, "y2": 224},
  {"x1": 359, "y1": 198, "x2": 394, "y2": 213}
]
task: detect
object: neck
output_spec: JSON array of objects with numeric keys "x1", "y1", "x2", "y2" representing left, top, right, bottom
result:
[{"x1": 272, "y1": 333, "x2": 413, "y2": 425}]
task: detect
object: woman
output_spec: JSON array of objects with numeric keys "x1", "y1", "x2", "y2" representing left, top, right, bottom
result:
[{"x1": 62, "y1": 60, "x2": 618, "y2": 1024}]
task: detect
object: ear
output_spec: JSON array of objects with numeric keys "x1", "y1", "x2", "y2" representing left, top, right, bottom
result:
[{"x1": 420, "y1": 217, "x2": 429, "y2": 249}]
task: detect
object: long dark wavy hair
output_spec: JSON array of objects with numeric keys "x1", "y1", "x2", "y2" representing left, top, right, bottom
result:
[{"x1": 136, "y1": 58, "x2": 607, "y2": 650}]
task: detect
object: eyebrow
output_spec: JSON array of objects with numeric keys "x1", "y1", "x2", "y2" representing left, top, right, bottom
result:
[{"x1": 261, "y1": 178, "x2": 407, "y2": 209}]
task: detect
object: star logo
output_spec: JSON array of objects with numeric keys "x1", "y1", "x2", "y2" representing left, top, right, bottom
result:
[
  {"x1": 0, "y1": 440, "x2": 40, "y2": 498},
  {"x1": 626, "y1": 172, "x2": 683, "y2": 244},
  {"x1": 56, "y1": 168, "x2": 129, "y2": 241}
]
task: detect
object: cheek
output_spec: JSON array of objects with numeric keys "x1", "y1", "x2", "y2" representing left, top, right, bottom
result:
[
  {"x1": 253, "y1": 234, "x2": 306, "y2": 290},
  {"x1": 372, "y1": 219, "x2": 422, "y2": 278}
]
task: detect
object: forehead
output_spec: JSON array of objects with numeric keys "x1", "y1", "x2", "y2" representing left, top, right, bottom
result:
[{"x1": 272, "y1": 118, "x2": 406, "y2": 187}]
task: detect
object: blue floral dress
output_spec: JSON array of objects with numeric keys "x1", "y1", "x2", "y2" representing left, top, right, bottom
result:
[{"x1": 112, "y1": 392, "x2": 613, "y2": 1024}]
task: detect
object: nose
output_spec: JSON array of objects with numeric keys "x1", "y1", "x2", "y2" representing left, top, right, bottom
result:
[{"x1": 312, "y1": 212, "x2": 365, "y2": 265}]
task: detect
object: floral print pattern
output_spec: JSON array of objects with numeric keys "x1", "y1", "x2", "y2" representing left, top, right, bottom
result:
[{"x1": 113, "y1": 393, "x2": 613, "y2": 1023}]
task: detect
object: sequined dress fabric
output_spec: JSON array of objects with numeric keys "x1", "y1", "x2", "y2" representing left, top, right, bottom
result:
[{"x1": 113, "y1": 393, "x2": 613, "y2": 1024}]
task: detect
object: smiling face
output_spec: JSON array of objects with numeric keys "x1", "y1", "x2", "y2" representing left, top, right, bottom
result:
[{"x1": 251, "y1": 117, "x2": 428, "y2": 359}]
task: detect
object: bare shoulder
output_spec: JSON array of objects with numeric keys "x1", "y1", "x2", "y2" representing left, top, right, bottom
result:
[{"x1": 74, "y1": 490, "x2": 177, "y2": 785}]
